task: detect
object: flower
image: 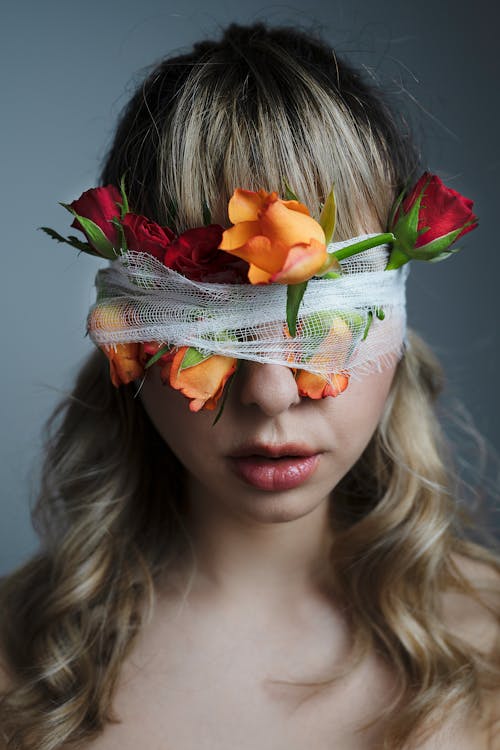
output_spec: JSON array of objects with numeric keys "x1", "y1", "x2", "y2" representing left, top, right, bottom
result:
[
  {"x1": 386, "y1": 172, "x2": 478, "y2": 270},
  {"x1": 87, "y1": 304, "x2": 144, "y2": 387},
  {"x1": 294, "y1": 315, "x2": 352, "y2": 399},
  {"x1": 122, "y1": 213, "x2": 175, "y2": 260},
  {"x1": 295, "y1": 370, "x2": 349, "y2": 399},
  {"x1": 69, "y1": 185, "x2": 122, "y2": 252},
  {"x1": 103, "y1": 343, "x2": 144, "y2": 387},
  {"x1": 218, "y1": 189, "x2": 328, "y2": 284},
  {"x1": 164, "y1": 225, "x2": 249, "y2": 282},
  {"x1": 164, "y1": 347, "x2": 237, "y2": 412}
]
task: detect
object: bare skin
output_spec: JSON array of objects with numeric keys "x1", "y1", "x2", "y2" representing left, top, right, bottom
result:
[
  {"x1": 81, "y1": 360, "x2": 497, "y2": 749},
  {"x1": 1, "y1": 360, "x2": 498, "y2": 748}
]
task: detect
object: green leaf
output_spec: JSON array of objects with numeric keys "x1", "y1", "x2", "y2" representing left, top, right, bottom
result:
[
  {"x1": 119, "y1": 174, "x2": 129, "y2": 218},
  {"x1": 38, "y1": 226, "x2": 100, "y2": 256},
  {"x1": 286, "y1": 281, "x2": 308, "y2": 337},
  {"x1": 179, "y1": 346, "x2": 212, "y2": 372},
  {"x1": 202, "y1": 200, "x2": 212, "y2": 225},
  {"x1": 283, "y1": 180, "x2": 299, "y2": 202},
  {"x1": 375, "y1": 307, "x2": 385, "y2": 320},
  {"x1": 144, "y1": 345, "x2": 173, "y2": 369},
  {"x1": 319, "y1": 185, "x2": 336, "y2": 244},
  {"x1": 60, "y1": 205, "x2": 117, "y2": 259}
]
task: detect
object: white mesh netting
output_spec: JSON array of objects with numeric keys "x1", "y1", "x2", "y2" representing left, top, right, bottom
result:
[{"x1": 88, "y1": 234, "x2": 410, "y2": 381}]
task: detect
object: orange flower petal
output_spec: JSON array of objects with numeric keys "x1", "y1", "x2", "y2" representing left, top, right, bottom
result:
[
  {"x1": 296, "y1": 370, "x2": 350, "y2": 399},
  {"x1": 261, "y1": 200, "x2": 326, "y2": 249},
  {"x1": 169, "y1": 349, "x2": 237, "y2": 412},
  {"x1": 219, "y1": 220, "x2": 262, "y2": 251},
  {"x1": 280, "y1": 199, "x2": 311, "y2": 216},
  {"x1": 103, "y1": 343, "x2": 144, "y2": 387},
  {"x1": 248, "y1": 264, "x2": 273, "y2": 284},
  {"x1": 270, "y1": 239, "x2": 328, "y2": 284},
  {"x1": 227, "y1": 189, "x2": 266, "y2": 223}
]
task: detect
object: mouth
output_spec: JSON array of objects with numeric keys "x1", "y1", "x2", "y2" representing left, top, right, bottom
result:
[{"x1": 228, "y1": 443, "x2": 321, "y2": 491}]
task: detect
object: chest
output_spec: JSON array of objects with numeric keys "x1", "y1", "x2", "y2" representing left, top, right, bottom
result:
[{"x1": 87, "y1": 602, "x2": 396, "y2": 749}]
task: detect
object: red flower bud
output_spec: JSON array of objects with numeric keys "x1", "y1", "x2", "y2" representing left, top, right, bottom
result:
[
  {"x1": 400, "y1": 172, "x2": 477, "y2": 247},
  {"x1": 386, "y1": 172, "x2": 478, "y2": 269},
  {"x1": 69, "y1": 185, "x2": 122, "y2": 249}
]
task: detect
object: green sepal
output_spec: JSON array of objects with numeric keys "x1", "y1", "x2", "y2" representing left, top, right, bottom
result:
[
  {"x1": 319, "y1": 184, "x2": 336, "y2": 245},
  {"x1": 60, "y1": 204, "x2": 117, "y2": 259},
  {"x1": 409, "y1": 223, "x2": 472, "y2": 258},
  {"x1": 387, "y1": 184, "x2": 406, "y2": 231},
  {"x1": 286, "y1": 281, "x2": 308, "y2": 337},
  {"x1": 179, "y1": 346, "x2": 212, "y2": 372},
  {"x1": 202, "y1": 200, "x2": 212, "y2": 225},
  {"x1": 385, "y1": 246, "x2": 410, "y2": 270},
  {"x1": 111, "y1": 217, "x2": 127, "y2": 252},
  {"x1": 119, "y1": 174, "x2": 129, "y2": 219},
  {"x1": 144, "y1": 345, "x2": 173, "y2": 369},
  {"x1": 321, "y1": 270, "x2": 342, "y2": 279},
  {"x1": 362, "y1": 310, "x2": 374, "y2": 341},
  {"x1": 283, "y1": 180, "x2": 299, "y2": 202},
  {"x1": 212, "y1": 359, "x2": 241, "y2": 427},
  {"x1": 427, "y1": 246, "x2": 461, "y2": 263},
  {"x1": 375, "y1": 307, "x2": 385, "y2": 320},
  {"x1": 38, "y1": 226, "x2": 100, "y2": 256}
]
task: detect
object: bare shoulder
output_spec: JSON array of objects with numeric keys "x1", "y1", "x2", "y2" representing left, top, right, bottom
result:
[{"x1": 437, "y1": 553, "x2": 500, "y2": 749}]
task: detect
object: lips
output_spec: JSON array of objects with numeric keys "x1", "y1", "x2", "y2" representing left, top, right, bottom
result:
[{"x1": 228, "y1": 443, "x2": 321, "y2": 491}]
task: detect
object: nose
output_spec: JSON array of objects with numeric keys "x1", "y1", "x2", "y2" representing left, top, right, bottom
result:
[{"x1": 236, "y1": 361, "x2": 301, "y2": 416}]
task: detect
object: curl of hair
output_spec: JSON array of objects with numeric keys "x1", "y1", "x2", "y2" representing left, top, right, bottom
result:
[{"x1": 1, "y1": 22, "x2": 499, "y2": 750}]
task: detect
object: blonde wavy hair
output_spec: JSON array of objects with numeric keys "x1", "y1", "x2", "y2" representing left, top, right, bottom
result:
[{"x1": 1, "y1": 22, "x2": 499, "y2": 750}]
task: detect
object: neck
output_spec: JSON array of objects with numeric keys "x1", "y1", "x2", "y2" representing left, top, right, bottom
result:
[{"x1": 172, "y1": 477, "x2": 334, "y2": 610}]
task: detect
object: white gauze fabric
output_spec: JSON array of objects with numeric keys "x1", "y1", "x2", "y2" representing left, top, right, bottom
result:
[{"x1": 88, "y1": 234, "x2": 410, "y2": 382}]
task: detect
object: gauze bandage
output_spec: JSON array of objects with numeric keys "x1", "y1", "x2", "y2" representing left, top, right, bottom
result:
[{"x1": 88, "y1": 234, "x2": 410, "y2": 382}]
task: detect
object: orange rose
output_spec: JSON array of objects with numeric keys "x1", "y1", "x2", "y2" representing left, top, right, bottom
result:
[
  {"x1": 218, "y1": 189, "x2": 327, "y2": 284},
  {"x1": 165, "y1": 347, "x2": 237, "y2": 412},
  {"x1": 88, "y1": 305, "x2": 144, "y2": 387},
  {"x1": 294, "y1": 315, "x2": 352, "y2": 399},
  {"x1": 295, "y1": 370, "x2": 349, "y2": 399}
]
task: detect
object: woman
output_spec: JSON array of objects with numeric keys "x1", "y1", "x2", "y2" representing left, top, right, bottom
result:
[{"x1": 1, "y1": 22, "x2": 499, "y2": 750}]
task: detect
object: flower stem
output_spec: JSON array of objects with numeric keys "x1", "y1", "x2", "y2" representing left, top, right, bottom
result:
[{"x1": 330, "y1": 233, "x2": 395, "y2": 262}]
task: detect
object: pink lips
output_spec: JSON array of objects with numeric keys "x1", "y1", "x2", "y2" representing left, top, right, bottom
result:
[{"x1": 228, "y1": 443, "x2": 321, "y2": 491}]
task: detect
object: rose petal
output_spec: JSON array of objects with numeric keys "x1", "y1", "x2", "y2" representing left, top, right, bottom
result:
[
  {"x1": 228, "y1": 189, "x2": 266, "y2": 223},
  {"x1": 262, "y1": 200, "x2": 325, "y2": 248},
  {"x1": 296, "y1": 370, "x2": 349, "y2": 399},
  {"x1": 219, "y1": 220, "x2": 263, "y2": 252},
  {"x1": 270, "y1": 239, "x2": 328, "y2": 284},
  {"x1": 169, "y1": 349, "x2": 237, "y2": 411}
]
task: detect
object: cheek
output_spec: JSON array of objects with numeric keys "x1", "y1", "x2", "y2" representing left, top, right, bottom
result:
[
  {"x1": 325, "y1": 366, "x2": 395, "y2": 458},
  {"x1": 139, "y1": 368, "x2": 214, "y2": 466}
]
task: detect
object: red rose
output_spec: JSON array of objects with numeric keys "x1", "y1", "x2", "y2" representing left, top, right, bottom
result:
[
  {"x1": 164, "y1": 224, "x2": 249, "y2": 282},
  {"x1": 400, "y1": 172, "x2": 478, "y2": 247},
  {"x1": 386, "y1": 172, "x2": 478, "y2": 269},
  {"x1": 122, "y1": 213, "x2": 175, "y2": 261},
  {"x1": 70, "y1": 185, "x2": 122, "y2": 249}
]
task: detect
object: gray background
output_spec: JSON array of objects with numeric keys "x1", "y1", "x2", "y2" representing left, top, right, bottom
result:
[{"x1": 1, "y1": 0, "x2": 499, "y2": 574}]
